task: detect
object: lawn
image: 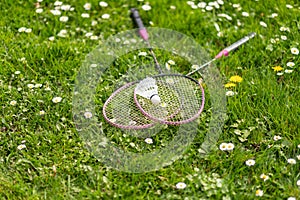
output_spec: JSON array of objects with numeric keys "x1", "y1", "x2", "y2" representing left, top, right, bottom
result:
[{"x1": 0, "y1": 0, "x2": 300, "y2": 199}]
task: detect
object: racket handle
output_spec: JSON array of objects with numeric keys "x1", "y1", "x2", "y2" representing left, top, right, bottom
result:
[
  {"x1": 215, "y1": 32, "x2": 256, "y2": 58},
  {"x1": 130, "y1": 8, "x2": 149, "y2": 41}
]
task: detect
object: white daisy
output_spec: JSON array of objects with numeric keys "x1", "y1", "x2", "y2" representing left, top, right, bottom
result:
[
  {"x1": 284, "y1": 69, "x2": 293, "y2": 74},
  {"x1": 281, "y1": 35, "x2": 287, "y2": 40},
  {"x1": 27, "y1": 84, "x2": 35, "y2": 89},
  {"x1": 197, "y1": 2, "x2": 207, "y2": 8},
  {"x1": 260, "y1": 21, "x2": 267, "y2": 28},
  {"x1": 61, "y1": 5, "x2": 71, "y2": 11},
  {"x1": 39, "y1": 110, "x2": 45, "y2": 115},
  {"x1": 25, "y1": 28, "x2": 32, "y2": 33},
  {"x1": 145, "y1": 138, "x2": 153, "y2": 144},
  {"x1": 36, "y1": 8, "x2": 43, "y2": 13},
  {"x1": 101, "y1": 14, "x2": 110, "y2": 19},
  {"x1": 10, "y1": 100, "x2": 17, "y2": 106},
  {"x1": 291, "y1": 47, "x2": 299, "y2": 55},
  {"x1": 219, "y1": 143, "x2": 228, "y2": 151},
  {"x1": 18, "y1": 27, "x2": 27, "y2": 32},
  {"x1": 167, "y1": 60, "x2": 175, "y2": 65},
  {"x1": 175, "y1": 182, "x2": 187, "y2": 189},
  {"x1": 245, "y1": 159, "x2": 255, "y2": 166},
  {"x1": 84, "y1": 3, "x2": 91, "y2": 10},
  {"x1": 170, "y1": 5, "x2": 176, "y2": 10},
  {"x1": 286, "y1": 4, "x2": 293, "y2": 9},
  {"x1": 84, "y1": 111, "x2": 93, "y2": 119},
  {"x1": 52, "y1": 97, "x2": 62, "y2": 103},
  {"x1": 287, "y1": 158, "x2": 296, "y2": 164},
  {"x1": 17, "y1": 144, "x2": 26, "y2": 150},
  {"x1": 50, "y1": 9, "x2": 61, "y2": 16},
  {"x1": 54, "y1": 1, "x2": 63, "y2": 6},
  {"x1": 59, "y1": 16, "x2": 69, "y2": 22},
  {"x1": 241, "y1": 12, "x2": 249, "y2": 17},
  {"x1": 255, "y1": 189, "x2": 263, "y2": 197},
  {"x1": 81, "y1": 13, "x2": 90, "y2": 18},
  {"x1": 273, "y1": 135, "x2": 282, "y2": 141},
  {"x1": 142, "y1": 4, "x2": 151, "y2": 11},
  {"x1": 287, "y1": 62, "x2": 295, "y2": 67},
  {"x1": 49, "y1": 36, "x2": 55, "y2": 41},
  {"x1": 138, "y1": 52, "x2": 147, "y2": 56},
  {"x1": 297, "y1": 179, "x2": 300, "y2": 186},
  {"x1": 227, "y1": 143, "x2": 235, "y2": 150},
  {"x1": 57, "y1": 29, "x2": 67, "y2": 37},
  {"x1": 205, "y1": 5, "x2": 213, "y2": 11},
  {"x1": 99, "y1": 1, "x2": 108, "y2": 7},
  {"x1": 226, "y1": 90, "x2": 235, "y2": 96},
  {"x1": 260, "y1": 174, "x2": 269, "y2": 181}
]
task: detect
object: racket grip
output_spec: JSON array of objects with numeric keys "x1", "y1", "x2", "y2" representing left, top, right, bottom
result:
[
  {"x1": 215, "y1": 32, "x2": 256, "y2": 58},
  {"x1": 130, "y1": 8, "x2": 149, "y2": 41}
]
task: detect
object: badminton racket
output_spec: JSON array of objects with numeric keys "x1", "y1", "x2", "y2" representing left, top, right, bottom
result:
[{"x1": 131, "y1": 8, "x2": 256, "y2": 125}]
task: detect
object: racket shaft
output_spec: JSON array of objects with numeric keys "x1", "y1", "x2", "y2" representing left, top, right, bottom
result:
[{"x1": 223, "y1": 32, "x2": 256, "y2": 53}]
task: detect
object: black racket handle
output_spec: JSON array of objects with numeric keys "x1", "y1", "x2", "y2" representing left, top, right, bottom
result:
[{"x1": 130, "y1": 8, "x2": 149, "y2": 41}]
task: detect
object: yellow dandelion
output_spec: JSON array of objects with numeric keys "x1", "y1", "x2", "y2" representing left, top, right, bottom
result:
[
  {"x1": 229, "y1": 75, "x2": 243, "y2": 83},
  {"x1": 272, "y1": 66, "x2": 283, "y2": 72},
  {"x1": 224, "y1": 82, "x2": 237, "y2": 88}
]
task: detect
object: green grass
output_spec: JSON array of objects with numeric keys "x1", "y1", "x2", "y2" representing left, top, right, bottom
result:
[{"x1": 1, "y1": 0, "x2": 300, "y2": 199}]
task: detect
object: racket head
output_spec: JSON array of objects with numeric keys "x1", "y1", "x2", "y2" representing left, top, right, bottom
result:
[
  {"x1": 134, "y1": 74, "x2": 205, "y2": 125},
  {"x1": 102, "y1": 81, "x2": 155, "y2": 129}
]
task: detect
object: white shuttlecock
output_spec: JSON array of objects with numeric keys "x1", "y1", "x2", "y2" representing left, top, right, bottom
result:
[{"x1": 135, "y1": 77, "x2": 161, "y2": 105}]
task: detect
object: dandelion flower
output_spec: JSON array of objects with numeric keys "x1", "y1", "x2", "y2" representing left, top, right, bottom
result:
[
  {"x1": 273, "y1": 135, "x2": 282, "y2": 141},
  {"x1": 219, "y1": 143, "x2": 228, "y2": 151},
  {"x1": 52, "y1": 97, "x2": 62, "y2": 103},
  {"x1": 99, "y1": 1, "x2": 108, "y2": 7},
  {"x1": 17, "y1": 144, "x2": 26, "y2": 150},
  {"x1": 287, "y1": 158, "x2": 296, "y2": 164},
  {"x1": 175, "y1": 182, "x2": 187, "y2": 189},
  {"x1": 260, "y1": 174, "x2": 269, "y2": 181},
  {"x1": 84, "y1": 111, "x2": 93, "y2": 119},
  {"x1": 101, "y1": 14, "x2": 110, "y2": 19},
  {"x1": 291, "y1": 47, "x2": 299, "y2": 55},
  {"x1": 245, "y1": 159, "x2": 255, "y2": 166},
  {"x1": 10, "y1": 100, "x2": 17, "y2": 106},
  {"x1": 145, "y1": 138, "x2": 153, "y2": 144},
  {"x1": 272, "y1": 66, "x2": 283, "y2": 72},
  {"x1": 59, "y1": 16, "x2": 69, "y2": 22},
  {"x1": 229, "y1": 75, "x2": 243, "y2": 83},
  {"x1": 255, "y1": 189, "x2": 263, "y2": 197},
  {"x1": 224, "y1": 82, "x2": 236, "y2": 88},
  {"x1": 287, "y1": 62, "x2": 295, "y2": 67},
  {"x1": 81, "y1": 13, "x2": 90, "y2": 18}
]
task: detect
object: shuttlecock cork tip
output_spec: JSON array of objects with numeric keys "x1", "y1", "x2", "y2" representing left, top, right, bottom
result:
[{"x1": 150, "y1": 94, "x2": 161, "y2": 105}]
